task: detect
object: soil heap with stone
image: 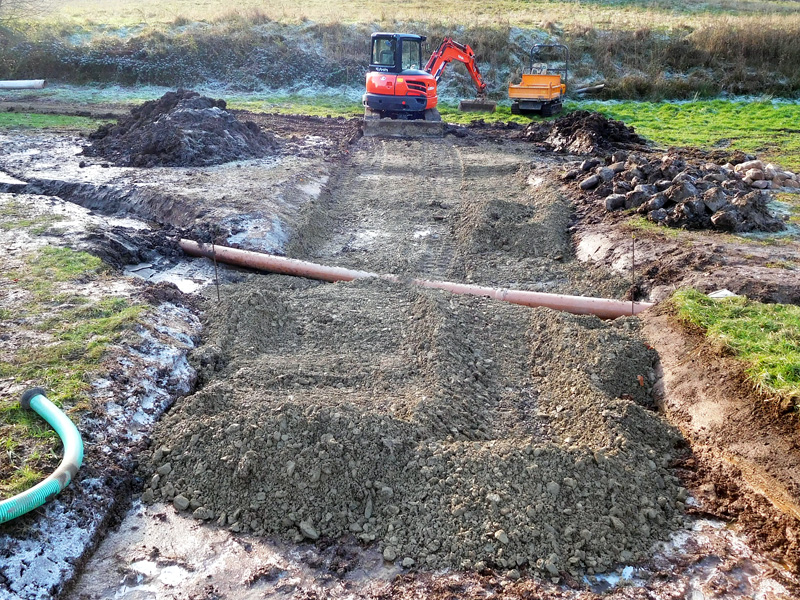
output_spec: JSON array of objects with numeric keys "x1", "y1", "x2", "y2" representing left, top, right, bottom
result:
[
  {"x1": 520, "y1": 111, "x2": 645, "y2": 154},
  {"x1": 142, "y1": 275, "x2": 689, "y2": 579},
  {"x1": 565, "y1": 152, "x2": 793, "y2": 232},
  {"x1": 82, "y1": 89, "x2": 279, "y2": 168}
]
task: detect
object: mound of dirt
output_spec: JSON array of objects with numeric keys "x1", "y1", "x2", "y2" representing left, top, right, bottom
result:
[
  {"x1": 522, "y1": 111, "x2": 645, "y2": 154},
  {"x1": 141, "y1": 276, "x2": 687, "y2": 579},
  {"x1": 82, "y1": 90, "x2": 279, "y2": 168}
]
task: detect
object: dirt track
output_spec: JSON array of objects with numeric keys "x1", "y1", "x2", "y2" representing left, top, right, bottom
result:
[
  {"x1": 139, "y1": 134, "x2": 681, "y2": 578},
  {"x1": 1, "y1": 105, "x2": 799, "y2": 599}
]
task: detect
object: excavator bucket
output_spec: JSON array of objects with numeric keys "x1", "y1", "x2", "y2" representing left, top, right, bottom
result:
[
  {"x1": 363, "y1": 107, "x2": 445, "y2": 138},
  {"x1": 458, "y1": 98, "x2": 497, "y2": 113},
  {"x1": 363, "y1": 119, "x2": 445, "y2": 138}
]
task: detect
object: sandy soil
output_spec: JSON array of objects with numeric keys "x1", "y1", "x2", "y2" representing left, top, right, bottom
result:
[
  {"x1": 0, "y1": 102, "x2": 798, "y2": 600},
  {"x1": 642, "y1": 310, "x2": 800, "y2": 577}
]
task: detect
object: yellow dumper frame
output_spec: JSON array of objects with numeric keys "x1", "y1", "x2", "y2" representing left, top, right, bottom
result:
[{"x1": 508, "y1": 44, "x2": 568, "y2": 116}]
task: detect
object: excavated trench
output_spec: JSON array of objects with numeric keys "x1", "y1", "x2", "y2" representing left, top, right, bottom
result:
[{"x1": 1, "y1": 100, "x2": 798, "y2": 599}]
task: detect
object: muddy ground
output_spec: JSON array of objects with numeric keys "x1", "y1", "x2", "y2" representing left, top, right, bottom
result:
[{"x1": 0, "y1": 100, "x2": 799, "y2": 600}]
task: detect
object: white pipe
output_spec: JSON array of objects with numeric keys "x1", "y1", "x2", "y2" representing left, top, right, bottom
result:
[{"x1": 0, "y1": 80, "x2": 47, "y2": 90}]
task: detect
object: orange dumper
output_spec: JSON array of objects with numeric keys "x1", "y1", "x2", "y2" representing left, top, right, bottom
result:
[{"x1": 508, "y1": 44, "x2": 568, "y2": 117}]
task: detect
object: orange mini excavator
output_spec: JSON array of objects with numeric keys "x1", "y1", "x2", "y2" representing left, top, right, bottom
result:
[{"x1": 363, "y1": 32, "x2": 496, "y2": 123}]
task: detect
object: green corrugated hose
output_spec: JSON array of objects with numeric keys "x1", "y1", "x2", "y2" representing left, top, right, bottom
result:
[{"x1": 0, "y1": 388, "x2": 84, "y2": 524}]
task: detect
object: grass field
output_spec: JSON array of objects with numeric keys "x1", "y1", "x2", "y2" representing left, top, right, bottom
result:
[
  {"x1": 40, "y1": 0, "x2": 800, "y2": 28},
  {"x1": 0, "y1": 245, "x2": 144, "y2": 496},
  {"x1": 672, "y1": 289, "x2": 800, "y2": 406},
  {"x1": 583, "y1": 100, "x2": 800, "y2": 172}
]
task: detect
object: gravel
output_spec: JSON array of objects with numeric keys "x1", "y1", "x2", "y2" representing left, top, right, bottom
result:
[{"x1": 142, "y1": 275, "x2": 686, "y2": 578}]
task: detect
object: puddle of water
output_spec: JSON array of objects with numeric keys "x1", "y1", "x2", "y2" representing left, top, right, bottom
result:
[
  {"x1": 125, "y1": 262, "x2": 207, "y2": 293},
  {"x1": 73, "y1": 502, "x2": 401, "y2": 600},
  {"x1": 226, "y1": 214, "x2": 288, "y2": 253},
  {"x1": 298, "y1": 174, "x2": 329, "y2": 198},
  {"x1": 128, "y1": 560, "x2": 159, "y2": 577},
  {"x1": 580, "y1": 517, "x2": 796, "y2": 598},
  {"x1": 123, "y1": 254, "x2": 238, "y2": 294}
]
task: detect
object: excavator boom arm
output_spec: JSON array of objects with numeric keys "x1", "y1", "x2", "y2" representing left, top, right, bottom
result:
[{"x1": 424, "y1": 37, "x2": 488, "y2": 96}]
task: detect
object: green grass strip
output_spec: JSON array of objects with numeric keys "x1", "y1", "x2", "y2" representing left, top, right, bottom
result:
[
  {"x1": 230, "y1": 96, "x2": 800, "y2": 171},
  {"x1": 672, "y1": 289, "x2": 800, "y2": 402},
  {"x1": 229, "y1": 95, "x2": 566, "y2": 124},
  {"x1": 582, "y1": 99, "x2": 800, "y2": 172},
  {"x1": 0, "y1": 112, "x2": 112, "y2": 130}
]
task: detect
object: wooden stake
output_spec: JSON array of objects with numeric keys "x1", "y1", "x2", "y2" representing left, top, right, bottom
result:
[
  {"x1": 631, "y1": 235, "x2": 636, "y2": 316},
  {"x1": 212, "y1": 241, "x2": 221, "y2": 303}
]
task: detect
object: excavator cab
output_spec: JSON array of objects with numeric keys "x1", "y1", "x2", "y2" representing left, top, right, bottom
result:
[
  {"x1": 508, "y1": 43, "x2": 569, "y2": 116},
  {"x1": 364, "y1": 33, "x2": 438, "y2": 121},
  {"x1": 368, "y1": 33, "x2": 427, "y2": 75}
]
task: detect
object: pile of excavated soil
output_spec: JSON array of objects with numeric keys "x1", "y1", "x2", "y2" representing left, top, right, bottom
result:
[
  {"x1": 521, "y1": 111, "x2": 645, "y2": 154},
  {"x1": 142, "y1": 276, "x2": 687, "y2": 579},
  {"x1": 83, "y1": 90, "x2": 279, "y2": 167}
]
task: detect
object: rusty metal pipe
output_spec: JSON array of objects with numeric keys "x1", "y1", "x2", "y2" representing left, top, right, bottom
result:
[
  {"x1": 179, "y1": 239, "x2": 653, "y2": 318},
  {"x1": 0, "y1": 80, "x2": 47, "y2": 90}
]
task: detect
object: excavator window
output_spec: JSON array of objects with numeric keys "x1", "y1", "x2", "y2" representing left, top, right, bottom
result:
[
  {"x1": 372, "y1": 38, "x2": 396, "y2": 66},
  {"x1": 401, "y1": 39, "x2": 422, "y2": 71}
]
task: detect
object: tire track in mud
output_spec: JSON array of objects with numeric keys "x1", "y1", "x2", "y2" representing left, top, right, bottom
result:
[
  {"x1": 288, "y1": 136, "x2": 628, "y2": 300},
  {"x1": 290, "y1": 138, "x2": 464, "y2": 280}
]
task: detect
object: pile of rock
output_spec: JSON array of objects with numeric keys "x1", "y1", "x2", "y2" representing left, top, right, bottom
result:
[
  {"x1": 733, "y1": 159, "x2": 800, "y2": 190},
  {"x1": 564, "y1": 152, "x2": 796, "y2": 232}
]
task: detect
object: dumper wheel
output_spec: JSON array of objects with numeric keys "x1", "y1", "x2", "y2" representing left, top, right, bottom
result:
[
  {"x1": 541, "y1": 103, "x2": 554, "y2": 117},
  {"x1": 510, "y1": 102, "x2": 521, "y2": 115},
  {"x1": 424, "y1": 108, "x2": 441, "y2": 122}
]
